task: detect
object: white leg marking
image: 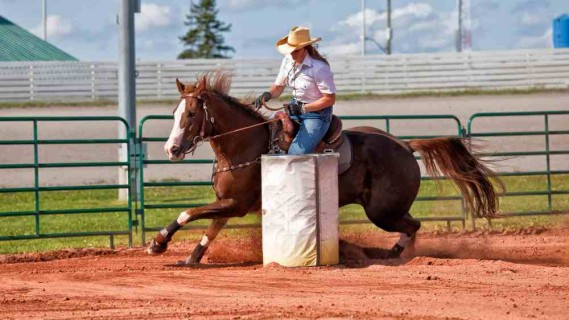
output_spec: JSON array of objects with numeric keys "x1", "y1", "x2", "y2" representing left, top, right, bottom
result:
[
  {"x1": 176, "y1": 211, "x2": 191, "y2": 225},
  {"x1": 200, "y1": 235, "x2": 210, "y2": 247},
  {"x1": 397, "y1": 233, "x2": 412, "y2": 247}
]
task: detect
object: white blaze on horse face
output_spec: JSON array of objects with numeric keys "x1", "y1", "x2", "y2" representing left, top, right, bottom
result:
[{"x1": 164, "y1": 99, "x2": 187, "y2": 161}]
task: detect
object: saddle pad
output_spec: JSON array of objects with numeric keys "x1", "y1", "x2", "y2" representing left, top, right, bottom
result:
[{"x1": 329, "y1": 134, "x2": 352, "y2": 175}]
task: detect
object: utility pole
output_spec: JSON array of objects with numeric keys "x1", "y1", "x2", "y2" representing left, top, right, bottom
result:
[
  {"x1": 361, "y1": 0, "x2": 366, "y2": 56},
  {"x1": 456, "y1": 0, "x2": 472, "y2": 52},
  {"x1": 118, "y1": 0, "x2": 138, "y2": 200},
  {"x1": 457, "y1": 0, "x2": 463, "y2": 52},
  {"x1": 463, "y1": 0, "x2": 472, "y2": 51},
  {"x1": 42, "y1": 0, "x2": 47, "y2": 41},
  {"x1": 386, "y1": 0, "x2": 392, "y2": 55}
]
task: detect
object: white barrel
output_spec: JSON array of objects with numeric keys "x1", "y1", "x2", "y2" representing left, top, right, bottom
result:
[{"x1": 261, "y1": 153, "x2": 339, "y2": 267}]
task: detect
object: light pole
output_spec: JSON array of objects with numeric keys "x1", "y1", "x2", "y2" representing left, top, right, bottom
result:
[
  {"x1": 362, "y1": 0, "x2": 392, "y2": 55},
  {"x1": 118, "y1": 0, "x2": 138, "y2": 200},
  {"x1": 457, "y1": 0, "x2": 463, "y2": 52},
  {"x1": 42, "y1": 0, "x2": 47, "y2": 41},
  {"x1": 365, "y1": 37, "x2": 387, "y2": 54},
  {"x1": 361, "y1": 0, "x2": 366, "y2": 56},
  {"x1": 386, "y1": 0, "x2": 392, "y2": 54}
]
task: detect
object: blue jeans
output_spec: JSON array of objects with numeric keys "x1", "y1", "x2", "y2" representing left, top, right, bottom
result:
[{"x1": 288, "y1": 106, "x2": 333, "y2": 155}]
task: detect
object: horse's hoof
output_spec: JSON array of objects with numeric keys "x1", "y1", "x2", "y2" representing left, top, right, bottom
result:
[
  {"x1": 174, "y1": 259, "x2": 200, "y2": 266},
  {"x1": 146, "y1": 239, "x2": 168, "y2": 255},
  {"x1": 187, "y1": 243, "x2": 208, "y2": 264},
  {"x1": 183, "y1": 255, "x2": 201, "y2": 265},
  {"x1": 388, "y1": 243, "x2": 404, "y2": 259}
]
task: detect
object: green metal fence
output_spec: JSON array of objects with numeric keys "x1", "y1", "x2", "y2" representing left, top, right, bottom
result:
[
  {"x1": 467, "y1": 111, "x2": 569, "y2": 225},
  {"x1": 2, "y1": 111, "x2": 567, "y2": 249},
  {"x1": 0, "y1": 116, "x2": 134, "y2": 247},
  {"x1": 137, "y1": 114, "x2": 466, "y2": 243}
]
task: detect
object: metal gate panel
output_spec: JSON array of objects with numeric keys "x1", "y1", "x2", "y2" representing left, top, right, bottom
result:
[
  {"x1": 467, "y1": 111, "x2": 569, "y2": 224},
  {"x1": 0, "y1": 116, "x2": 134, "y2": 248}
]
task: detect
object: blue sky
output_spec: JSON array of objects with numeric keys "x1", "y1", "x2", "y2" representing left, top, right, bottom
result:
[{"x1": 0, "y1": 0, "x2": 567, "y2": 61}]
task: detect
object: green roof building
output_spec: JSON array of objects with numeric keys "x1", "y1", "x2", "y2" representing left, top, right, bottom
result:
[{"x1": 0, "y1": 15, "x2": 77, "y2": 61}]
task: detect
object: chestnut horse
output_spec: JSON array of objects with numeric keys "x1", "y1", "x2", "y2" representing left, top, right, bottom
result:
[{"x1": 147, "y1": 72, "x2": 501, "y2": 264}]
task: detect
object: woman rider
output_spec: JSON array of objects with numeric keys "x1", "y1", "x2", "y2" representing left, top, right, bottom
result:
[{"x1": 256, "y1": 26, "x2": 336, "y2": 155}]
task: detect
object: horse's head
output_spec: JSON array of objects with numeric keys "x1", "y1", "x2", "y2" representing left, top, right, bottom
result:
[{"x1": 164, "y1": 77, "x2": 212, "y2": 161}]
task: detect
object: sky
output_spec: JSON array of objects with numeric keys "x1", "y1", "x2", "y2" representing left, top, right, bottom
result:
[{"x1": 0, "y1": 0, "x2": 567, "y2": 61}]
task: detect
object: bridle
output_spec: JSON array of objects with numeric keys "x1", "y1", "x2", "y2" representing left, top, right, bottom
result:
[
  {"x1": 178, "y1": 92, "x2": 281, "y2": 173},
  {"x1": 179, "y1": 92, "x2": 212, "y2": 155}
]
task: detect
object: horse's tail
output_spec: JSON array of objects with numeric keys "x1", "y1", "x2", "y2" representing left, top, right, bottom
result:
[{"x1": 407, "y1": 137, "x2": 503, "y2": 218}]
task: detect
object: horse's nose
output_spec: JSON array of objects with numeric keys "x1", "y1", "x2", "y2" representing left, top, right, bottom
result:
[{"x1": 170, "y1": 145, "x2": 180, "y2": 155}]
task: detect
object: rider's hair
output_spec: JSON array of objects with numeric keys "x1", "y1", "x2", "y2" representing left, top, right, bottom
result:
[{"x1": 306, "y1": 45, "x2": 329, "y2": 66}]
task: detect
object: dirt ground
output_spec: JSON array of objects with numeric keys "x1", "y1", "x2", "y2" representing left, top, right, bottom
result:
[{"x1": 1, "y1": 228, "x2": 568, "y2": 319}]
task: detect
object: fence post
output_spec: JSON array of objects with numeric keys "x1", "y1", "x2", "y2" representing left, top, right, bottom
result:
[
  {"x1": 460, "y1": 125, "x2": 468, "y2": 230},
  {"x1": 403, "y1": 56, "x2": 408, "y2": 92},
  {"x1": 383, "y1": 56, "x2": 389, "y2": 94},
  {"x1": 29, "y1": 64, "x2": 35, "y2": 101},
  {"x1": 360, "y1": 55, "x2": 366, "y2": 93},
  {"x1": 33, "y1": 120, "x2": 40, "y2": 236},
  {"x1": 91, "y1": 64, "x2": 96, "y2": 101},
  {"x1": 526, "y1": 52, "x2": 534, "y2": 88},
  {"x1": 464, "y1": 53, "x2": 472, "y2": 90},
  {"x1": 157, "y1": 63, "x2": 162, "y2": 100},
  {"x1": 464, "y1": 123, "x2": 477, "y2": 230},
  {"x1": 544, "y1": 114, "x2": 552, "y2": 211}
]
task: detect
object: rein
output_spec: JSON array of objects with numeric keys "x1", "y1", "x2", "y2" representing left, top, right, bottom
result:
[
  {"x1": 208, "y1": 118, "x2": 280, "y2": 140},
  {"x1": 179, "y1": 93, "x2": 280, "y2": 172},
  {"x1": 181, "y1": 93, "x2": 279, "y2": 143}
]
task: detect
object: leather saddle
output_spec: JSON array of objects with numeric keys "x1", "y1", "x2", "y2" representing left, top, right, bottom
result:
[{"x1": 271, "y1": 114, "x2": 353, "y2": 174}]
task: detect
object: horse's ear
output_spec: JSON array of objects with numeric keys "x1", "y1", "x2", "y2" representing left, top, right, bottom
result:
[
  {"x1": 175, "y1": 78, "x2": 185, "y2": 94},
  {"x1": 195, "y1": 76, "x2": 206, "y2": 94}
]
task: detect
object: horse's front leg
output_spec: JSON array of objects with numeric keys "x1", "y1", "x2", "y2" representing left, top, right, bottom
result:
[
  {"x1": 184, "y1": 218, "x2": 228, "y2": 264},
  {"x1": 146, "y1": 199, "x2": 237, "y2": 256}
]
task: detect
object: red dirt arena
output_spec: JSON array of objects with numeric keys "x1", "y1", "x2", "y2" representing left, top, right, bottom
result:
[{"x1": 1, "y1": 227, "x2": 568, "y2": 320}]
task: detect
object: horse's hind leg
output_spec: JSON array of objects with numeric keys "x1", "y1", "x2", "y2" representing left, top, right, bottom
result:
[
  {"x1": 388, "y1": 213, "x2": 421, "y2": 258},
  {"x1": 366, "y1": 210, "x2": 421, "y2": 259}
]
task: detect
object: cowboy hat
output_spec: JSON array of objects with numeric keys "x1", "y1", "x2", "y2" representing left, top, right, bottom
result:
[{"x1": 276, "y1": 26, "x2": 321, "y2": 55}]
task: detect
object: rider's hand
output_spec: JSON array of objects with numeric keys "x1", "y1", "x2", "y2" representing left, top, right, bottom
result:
[
  {"x1": 255, "y1": 91, "x2": 272, "y2": 109},
  {"x1": 287, "y1": 100, "x2": 303, "y2": 116}
]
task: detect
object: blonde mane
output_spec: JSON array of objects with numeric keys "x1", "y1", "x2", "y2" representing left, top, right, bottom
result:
[{"x1": 196, "y1": 71, "x2": 267, "y2": 121}]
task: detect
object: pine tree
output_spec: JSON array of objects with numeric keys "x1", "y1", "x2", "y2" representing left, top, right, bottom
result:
[{"x1": 178, "y1": 0, "x2": 235, "y2": 59}]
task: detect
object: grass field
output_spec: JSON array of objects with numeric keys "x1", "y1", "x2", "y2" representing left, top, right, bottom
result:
[{"x1": 0, "y1": 175, "x2": 568, "y2": 254}]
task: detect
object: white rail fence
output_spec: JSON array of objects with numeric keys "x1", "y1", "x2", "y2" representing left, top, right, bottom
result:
[{"x1": 1, "y1": 49, "x2": 568, "y2": 102}]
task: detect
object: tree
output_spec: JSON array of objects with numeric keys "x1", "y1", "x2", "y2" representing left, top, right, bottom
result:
[{"x1": 178, "y1": 0, "x2": 235, "y2": 59}]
